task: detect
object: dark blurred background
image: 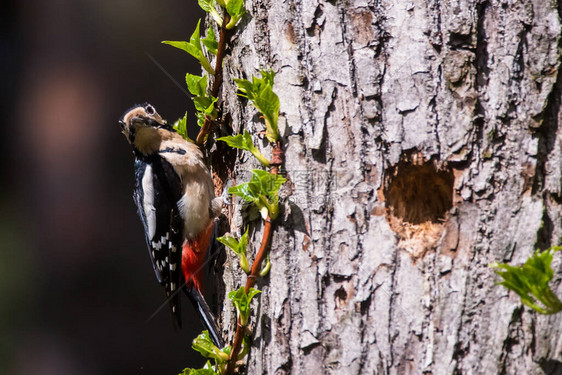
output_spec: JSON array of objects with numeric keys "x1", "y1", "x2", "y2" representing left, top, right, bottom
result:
[{"x1": 1, "y1": 1, "x2": 209, "y2": 374}]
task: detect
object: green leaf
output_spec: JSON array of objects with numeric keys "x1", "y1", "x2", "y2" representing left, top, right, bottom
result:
[
  {"x1": 173, "y1": 112, "x2": 189, "y2": 140},
  {"x1": 178, "y1": 368, "x2": 217, "y2": 375},
  {"x1": 202, "y1": 361, "x2": 215, "y2": 371},
  {"x1": 190, "y1": 19, "x2": 202, "y2": 48},
  {"x1": 178, "y1": 358, "x2": 219, "y2": 375},
  {"x1": 216, "y1": 236, "x2": 240, "y2": 253},
  {"x1": 228, "y1": 170, "x2": 286, "y2": 219},
  {"x1": 184, "y1": 73, "x2": 217, "y2": 124},
  {"x1": 191, "y1": 330, "x2": 217, "y2": 358},
  {"x1": 233, "y1": 79, "x2": 254, "y2": 98},
  {"x1": 226, "y1": 0, "x2": 244, "y2": 15},
  {"x1": 260, "y1": 69, "x2": 275, "y2": 86},
  {"x1": 254, "y1": 85, "x2": 280, "y2": 142},
  {"x1": 217, "y1": 131, "x2": 270, "y2": 166},
  {"x1": 217, "y1": 227, "x2": 250, "y2": 273},
  {"x1": 202, "y1": 26, "x2": 218, "y2": 55},
  {"x1": 198, "y1": 0, "x2": 224, "y2": 25},
  {"x1": 185, "y1": 73, "x2": 218, "y2": 127},
  {"x1": 217, "y1": 132, "x2": 251, "y2": 150},
  {"x1": 204, "y1": 99, "x2": 218, "y2": 116},
  {"x1": 253, "y1": 169, "x2": 286, "y2": 201},
  {"x1": 161, "y1": 40, "x2": 200, "y2": 58},
  {"x1": 193, "y1": 96, "x2": 218, "y2": 119},
  {"x1": 491, "y1": 246, "x2": 562, "y2": 314},
  {"x1": 192, "y1": 331, "x2": 229, "y2": 362},
  {"x1": 259, "y1": 251, "x2": 271, "y2": 277},
  {"x1": 193, "y1": 96, "x2": 214, "y2": 112},
  {"x1": 234, "y1": 70, "x2": 280, "y2": 142},
  {"x1": 239, "y1": 226, "x2": 249, "y2": 256},
  {"x1": 162, "y1": 20, "x2": 215, "y2": 74},
  {"x1": 198, "y1": 0, "x2": 216, "y2": 13},
  {"x1": 225, "y1": 0, "x2": 246, "y2": 29},
  {"x1": 162, "y1": 20, "x2": 202, "y2": 59},
  {"x1": 238, "y1": 334, "x2": 251, "y2": 359},
  {"x1": 196, "y1": 111, "x2": 206, "y2": 128},
  {"x1": 186, "y1": 74, "x2": 208, "y2": 96},
  {"x1": 228, "y1": 287, "x2": 261, "y2": 325}
]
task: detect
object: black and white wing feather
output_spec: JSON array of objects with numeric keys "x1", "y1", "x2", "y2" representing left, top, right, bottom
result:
[{"x1": 133, "y1": 155, "x2": 184, "y2": 328}]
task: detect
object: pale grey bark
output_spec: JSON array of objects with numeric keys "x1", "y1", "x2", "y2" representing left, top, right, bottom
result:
[{"x1": 212, "y1": 0, "x2": 562, "y2": 374}]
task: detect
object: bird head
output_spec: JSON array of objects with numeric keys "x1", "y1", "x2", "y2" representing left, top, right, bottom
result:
[{"x1": 119, "y1": 103, "x2": 170, "y2": 146}]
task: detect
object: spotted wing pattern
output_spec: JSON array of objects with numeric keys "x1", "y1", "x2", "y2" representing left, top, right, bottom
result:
[{"x1": 133, "y1": 155, "x2": 184, "y2": 328}]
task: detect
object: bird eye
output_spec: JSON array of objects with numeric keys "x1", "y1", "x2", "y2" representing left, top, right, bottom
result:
[{"x1": 145, "y1": 105, "x2": 155, "y2": 115}]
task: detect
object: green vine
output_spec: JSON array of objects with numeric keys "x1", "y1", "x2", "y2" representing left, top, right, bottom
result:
[{"x1": 162, "y1": 2, "x2": 285, "y2": 374}]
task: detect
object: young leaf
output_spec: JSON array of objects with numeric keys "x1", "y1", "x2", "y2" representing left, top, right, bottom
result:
[
  {"x1": 217, "y1": 131, "x2": 250, "y2": 149},
  {"x1": 190, "y1": 20, "x2": 202, "y2": 47},
  {"x1": 234, "y1": 70, "x2": 280, "y2": 142},
  {"x1": 186, "y1": 73, "x2": 208, "y2": 96},
  {"x1": 192, "y1": 331, "x2": 229, "y2": 362},
  {"x1": 162, "y1": 20, "x2": 202, "y2": 58},
  {"x1": 198, "y1": 0, "x2": 216, "y2": 13},
  {"x1": 233, "y1": 79, "x2": 254, "y2": 97},
  {"x1": 259, "y1": 69, "x2": 275, "y2": 86},
  {"x1": 162, "y1": 20, "x2": 215, "y2": 74},
  {"x1": 193, "y1": 96, "x2": 217, "y2": 114},
  {"x1": 178, "y1": 368, "x2": 217, "y2": 375},
  {"x1": 196, "y1": 111, "x2": 206, "y2": 128},
  {"x1": 253, "y1": 169, "x2": 286, "y2": 201},
  {"x1": 259, "y1": 251, "x2": 271, "y2": 277},
  {"x1": 491, "y1": 246, "x2": 562, "y2": 314},
  {"x1": 198, "y1": 0, "x2": 224, "y2": 26},
  {"x1": 202, "y1": 26, "x2": 218, "y2": 55},
  {"x1": 228, "y1": 287, "x2": 261, "y2": 325},
  {"x1": 254, "y1": 85, "x2": 280, "y2": 142},
  {"x1": 217, "y1": 131, "x2": 270, "y2": 166},
  {"x1": 228, "y1": 170, "x2": 286, "y2": 219},
  {"x1": 216, "y1": 236, "x2": 240, "y2": 252},
  {"x1": 184, "y1": 73, "x2": 217, "y2": 124},
  {"x1": 217, "y1": 227, "x2": 250, "y2": 273},
  {"x1": 162, "y1": 40, "x2": 200, "y2": 59},
  {"x1": 173, "y1": 112, "x2": 190, "y2": 140},
  {"x1": 238, "y1": 334, "x2": 251, "y2": 359},
  {"x1": 226, "y1": 0, "x2": 244, "y2": 15},
  {"x1": 225, "y1": 0, "x2": 246, "y2": 29}
]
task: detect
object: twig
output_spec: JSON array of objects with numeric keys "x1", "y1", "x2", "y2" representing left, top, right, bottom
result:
[
  {"x1": 224, "y1": 143, "x2": 283, "y2": 375},
  {"x1": 196, "y1": 14, "x2": 232, "y2": 145}
]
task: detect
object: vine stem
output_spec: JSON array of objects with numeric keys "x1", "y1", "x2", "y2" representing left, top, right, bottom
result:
[
  {"x1": 196, "y1": 14, "x2": 232, "y2": 146},
  {"x1": 223, "y1": 142, "x2": 283, "y2": 375}
]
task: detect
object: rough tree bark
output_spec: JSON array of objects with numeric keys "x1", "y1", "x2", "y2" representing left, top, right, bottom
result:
[{"x1": 210, "y1": 0, "x2": 562, "y2": 373}]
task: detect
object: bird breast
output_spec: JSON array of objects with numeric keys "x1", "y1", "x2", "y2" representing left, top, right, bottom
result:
[{"x1": 159, "y1": 138, "x2": 215, "y2": 239}]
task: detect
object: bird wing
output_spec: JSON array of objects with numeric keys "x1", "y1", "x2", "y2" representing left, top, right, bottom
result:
[{"x1": 133, "y1": 156, "x2": 184, "y2": 328}]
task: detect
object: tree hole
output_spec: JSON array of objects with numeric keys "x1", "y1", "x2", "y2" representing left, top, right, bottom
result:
[{"x1": 382, "y1": 154, "x2": 454, "y2": 255}]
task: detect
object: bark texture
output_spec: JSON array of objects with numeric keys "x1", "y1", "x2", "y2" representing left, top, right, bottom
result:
[{"x1": 213, "y1": 0, "x2": 562, "y2": 373}]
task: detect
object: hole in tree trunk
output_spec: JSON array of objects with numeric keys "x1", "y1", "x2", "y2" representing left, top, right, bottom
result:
[{"x1": 382, "y1": 152, "x2": 454, "y2": 256}]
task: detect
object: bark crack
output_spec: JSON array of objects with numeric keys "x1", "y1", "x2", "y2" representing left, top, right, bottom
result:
[
  {"x1": 532, "y1": 41, "x2": 562, "y2": 195},
  {"x1": 387, "y1": 249, "x2": 400, "y2": 369},
  {"x1": 450, "y1": 272, "x2": 471, "y2": 373},
  {"x1": 498, "y1": 306, "x2": 523, "y2": 374}
]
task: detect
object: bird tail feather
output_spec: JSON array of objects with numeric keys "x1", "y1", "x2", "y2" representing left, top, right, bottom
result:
[{"x1": 184, "y1": 285, "x2": 224, "y2": 348}]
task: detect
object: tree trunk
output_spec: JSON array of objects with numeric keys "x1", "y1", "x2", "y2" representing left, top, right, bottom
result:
[{"x1": 213, "y1": 0, "x2": 562, "y2": 373}]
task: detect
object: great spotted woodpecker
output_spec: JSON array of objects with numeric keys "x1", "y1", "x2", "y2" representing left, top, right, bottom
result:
[{"x1": 119, "y1": 103, "x2": 224, "y2": 347}]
